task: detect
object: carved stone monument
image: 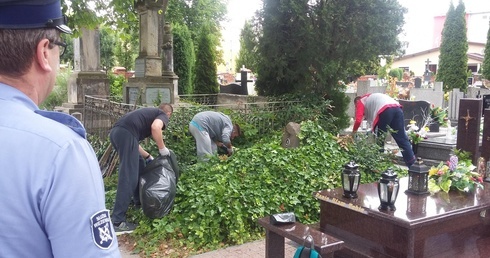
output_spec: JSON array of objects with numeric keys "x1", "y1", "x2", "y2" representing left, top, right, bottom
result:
[
  {"x1": 55, "y1": 28, "x2": 108, "y2": 117},
  {"x1": 456, "y1": 98, "x2": 482, "y2": 163},
  {"x1": 124, "y1": 0, "x2": 179, "y2": 105}
]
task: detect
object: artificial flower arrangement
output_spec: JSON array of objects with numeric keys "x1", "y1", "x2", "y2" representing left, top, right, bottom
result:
[
  {"x1": 406, "y1": 120, "x2": 428, "y2": 144},
  {"x1": 430, "y1": 104, "x2": 448, "y2": 126},
  {"x1": 428, "y1": 155, "x2": 484, "y2": 194}
]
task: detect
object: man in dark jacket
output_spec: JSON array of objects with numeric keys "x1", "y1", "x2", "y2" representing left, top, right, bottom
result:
[{"x1": 110, "y1": 103, "x2": 173, "y2": 234}]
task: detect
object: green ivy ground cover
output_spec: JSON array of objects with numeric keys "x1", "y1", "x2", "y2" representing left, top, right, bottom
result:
[{"x1": 100, "y1": 119, "x2": 405, "y2": 257}]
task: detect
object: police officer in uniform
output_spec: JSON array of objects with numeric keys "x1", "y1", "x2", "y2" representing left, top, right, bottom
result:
[{"x1": 0, "y1": 0, "x2": 121, "y2": 256}]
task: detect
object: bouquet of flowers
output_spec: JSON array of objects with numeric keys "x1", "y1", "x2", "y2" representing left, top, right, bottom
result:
[
  {"x1": 430, "y1": 104, "x2": 447, "y2": 125},
  {"x1": 406, "y1": 120, "x2": 427, "y2": 144},
  {"x1": 428, "y1": 155, "x2": 484, "y2": 194}
]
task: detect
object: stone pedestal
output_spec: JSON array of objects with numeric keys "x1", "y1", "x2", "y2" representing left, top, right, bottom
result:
[
  {"x1": 55, "y1": 71, "x2": 109, "y2": 116},
  {"x1": 417, "y1": 136, "x2": 456, "y2": 163},
  {"x1": 125, "y1": 77, "x2": 177, "y2": 105}
]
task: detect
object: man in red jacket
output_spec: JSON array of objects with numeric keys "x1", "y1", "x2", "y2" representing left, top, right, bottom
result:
[{"x1": 352, "y1": 93, "x2": 415, "y2": 167}]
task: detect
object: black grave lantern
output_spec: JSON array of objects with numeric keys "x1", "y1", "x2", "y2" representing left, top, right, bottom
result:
[
  {"x1": 377, "y1": 168, "x2": 399, "y2": 211},
  {"x1": 406, "y1": 157, "x2": 429, "y2": 195},
  {"x1": 342, "y1": 161, "x2": 361, "y2": 198}
]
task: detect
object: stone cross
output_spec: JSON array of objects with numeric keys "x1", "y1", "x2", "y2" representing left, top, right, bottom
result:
[{"x1": 425, "y1": 58, "x2": 431, "y2": 71}]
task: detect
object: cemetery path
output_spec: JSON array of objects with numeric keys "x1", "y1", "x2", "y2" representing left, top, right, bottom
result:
[{"x1": 119, "y1": 237, "x2": 297, "y2": 257}]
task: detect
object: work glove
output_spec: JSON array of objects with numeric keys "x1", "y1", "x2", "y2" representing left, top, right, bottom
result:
[
  {"x1": 159, "y1": 147, "x2": 170, "y2": 156},
  {"x1": 145, "y1": 155, "x2": 154, "y2": 165}
]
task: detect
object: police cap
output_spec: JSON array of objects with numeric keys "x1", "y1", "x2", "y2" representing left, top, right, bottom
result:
[{"x1": 0, "y1": 0, "x2": 72, "y2": 34}]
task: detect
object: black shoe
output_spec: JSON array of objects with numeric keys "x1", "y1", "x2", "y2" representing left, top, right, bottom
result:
[{"x1": 113, "y1": 221, "x2": 136, "y2": 235}]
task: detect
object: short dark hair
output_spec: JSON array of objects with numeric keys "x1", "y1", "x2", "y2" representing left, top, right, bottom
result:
[
  {"x1": 159, "y1": 103, "x2": 173, "y2": 114},
  {"x1": 0, "y1": 28, "x2": 59, "y2": 77},
  {"x1": 354, "y1": 96, "x2": 361, "y2": 104}
]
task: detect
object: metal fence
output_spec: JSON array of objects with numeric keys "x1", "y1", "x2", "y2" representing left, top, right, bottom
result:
[{"x1": 83, "y1": 94, "x2": 300, "y2": 138}]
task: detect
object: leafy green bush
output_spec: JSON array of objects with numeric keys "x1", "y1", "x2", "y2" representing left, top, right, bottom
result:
[
  {"x1": 108, "y1": 72, "x2": 126, "y2": 103},
  {"x1": 39, "y1": 69, "x2": 71, "y2": 110}
]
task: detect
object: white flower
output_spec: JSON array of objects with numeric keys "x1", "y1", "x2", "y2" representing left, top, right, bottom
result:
[
  {"x1": 418, "y1": 127, "x2": 428, "y2": 137},
  {"x1": 407, "y1": 123, "x2": 418, "y2": 132}
]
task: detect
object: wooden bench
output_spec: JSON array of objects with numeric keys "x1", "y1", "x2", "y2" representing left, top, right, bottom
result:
[{"x1": 258, "y1": 216, "x2": 344, "y2": 258}]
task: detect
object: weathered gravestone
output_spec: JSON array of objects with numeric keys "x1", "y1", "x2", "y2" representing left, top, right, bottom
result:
[
  {"x1": 416, "y1": 137, "x2": 456, "y2": 165},
  {"x1": 398, "y1": 100, "x2": 431, "y2": 129},
  {"x1": 414, "y1": 77, "x2": 422, "y2": 88},
  {"x1": 456, "y1": 99, "x2": 482, "y2": 164},
  {"x1": 281, "y1": 122, "x2": 301, "y2": 148}
]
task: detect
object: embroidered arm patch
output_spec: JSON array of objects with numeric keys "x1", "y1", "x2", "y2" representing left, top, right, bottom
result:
[{"x1": 90, "y1": 210, "x2": 114, "y2": 249}]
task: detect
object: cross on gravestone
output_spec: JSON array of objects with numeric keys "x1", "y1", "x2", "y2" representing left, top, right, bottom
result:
[
  {"x1": 398, "y1": 100, "x2": 431, "y2": 129},
  {"x1": 425, "y1": 58, "x2": 431, "y2": 71},
  {"x1": 456, "y1": 99, "x2": 483, "y2": 164}
]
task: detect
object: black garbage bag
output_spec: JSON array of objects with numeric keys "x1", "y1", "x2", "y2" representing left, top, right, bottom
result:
[{"x1": 139, "y1": 150, "x2": 179, "y2": 219}]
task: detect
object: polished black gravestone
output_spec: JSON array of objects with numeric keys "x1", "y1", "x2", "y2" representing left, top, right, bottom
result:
[
  {"x1": 399, "y1": 99, "x2": 431, "y2": 129},
  {"x1": 482, "y1": 94, "x2": 490, "y2": 116},
  {"x1": 219, "y1": 70, "x2": 249, "y2": 95},
  {"x1": 315, "y1": 177, "x2": 490, "y2": 258},
  {"x1": 457, "y1": 99, "x2": 482, "y2": 164}
]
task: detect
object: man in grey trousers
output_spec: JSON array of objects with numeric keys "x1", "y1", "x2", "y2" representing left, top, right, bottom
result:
[{"x1": 189, "y1": 111, "x2": 241, "y2": 161}]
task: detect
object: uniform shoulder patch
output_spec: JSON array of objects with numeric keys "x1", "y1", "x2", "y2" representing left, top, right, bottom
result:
[{"x1": 90, "y1": 209, "x2": 114, "y2": 249}]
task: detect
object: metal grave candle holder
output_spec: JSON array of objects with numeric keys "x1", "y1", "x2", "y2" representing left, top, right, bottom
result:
[
  {"x1": 406, "y1": 157, "x2": 429, "y2": 195},
  {"x1": 341, "y1": 161, "x2": 361, "y2": 198},
  {"x1": 378, "y1": 168, "x2": 399, "y2": 211}
]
